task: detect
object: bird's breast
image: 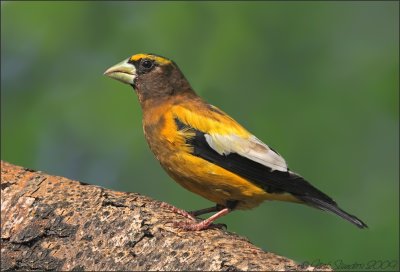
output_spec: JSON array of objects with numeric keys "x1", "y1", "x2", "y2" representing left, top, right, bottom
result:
[{"x1": 142, "y1": 106, "x2": 185, "y2": 161}]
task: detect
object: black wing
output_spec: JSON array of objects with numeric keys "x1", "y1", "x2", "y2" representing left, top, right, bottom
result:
[{"x1": 175, "y1": 118, "x2": 368, "y2": 228}]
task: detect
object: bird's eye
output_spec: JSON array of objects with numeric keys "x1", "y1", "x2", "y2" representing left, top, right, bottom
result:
[{"x1": 140, "y1": 59, "x2": 154, "y2": 70}]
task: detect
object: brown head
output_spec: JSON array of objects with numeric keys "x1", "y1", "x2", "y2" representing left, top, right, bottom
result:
[{"x1": 104, "y1": 53, "x2": 194, "y2": 104}]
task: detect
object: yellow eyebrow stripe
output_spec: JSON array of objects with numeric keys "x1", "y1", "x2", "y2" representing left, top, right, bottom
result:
[{"x1": 129, "y1": 54, "x2": 172, "y2": 65}]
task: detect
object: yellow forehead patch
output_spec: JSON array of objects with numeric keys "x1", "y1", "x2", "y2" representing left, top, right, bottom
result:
[{"x1": 129, "y1": 54, "x2": 172, "y2": 65}]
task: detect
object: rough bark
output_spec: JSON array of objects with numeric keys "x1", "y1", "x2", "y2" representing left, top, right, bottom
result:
[{"x1": 1, "y1": 161, "x2": 330, "y2": 271}]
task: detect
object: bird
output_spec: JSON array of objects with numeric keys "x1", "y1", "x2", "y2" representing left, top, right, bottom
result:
[{"x1": 104, "y1": 53, "x2": 367, "y2": 231}]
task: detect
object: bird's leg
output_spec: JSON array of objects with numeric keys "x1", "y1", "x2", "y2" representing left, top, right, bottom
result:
[
  {"x1": 159, "y1": 202, "x2": 196, "y2": 221},
  {"x1": 189, "y1": 204, "x2": 224, "y2": 216},
  {"x1": 175, "y1": 207, "x2": 231, "y2": 231}
]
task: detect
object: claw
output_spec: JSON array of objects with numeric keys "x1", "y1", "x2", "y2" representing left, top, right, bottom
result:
[
  {"x1": 174, "y1": 208, "x2": 230, "y2": 231},
  {"x1": 162, "y1": 203, "x2": 231, "y2": 231},
  {"x1": 160, "y1": 202, "x2": 197, "y2": 221}
]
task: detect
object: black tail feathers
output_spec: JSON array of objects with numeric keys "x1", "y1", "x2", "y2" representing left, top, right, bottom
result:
[{"x1": 301, "y1": 196, "x2": 368, "y2": 229}]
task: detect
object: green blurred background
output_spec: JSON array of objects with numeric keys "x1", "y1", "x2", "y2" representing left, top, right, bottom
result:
[{"x1": 1, "y1": 1, "x2": 398, "y2": 269}]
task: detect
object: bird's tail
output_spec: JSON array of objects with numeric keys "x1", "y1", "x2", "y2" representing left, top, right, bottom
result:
[{"x1": 301, "y1": 196, "x2": 368, "y2": 229}]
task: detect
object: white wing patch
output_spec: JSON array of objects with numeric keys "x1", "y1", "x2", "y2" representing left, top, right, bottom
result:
[{"x1": 204, "y1": 134, "x2": 288, "y2": 172}]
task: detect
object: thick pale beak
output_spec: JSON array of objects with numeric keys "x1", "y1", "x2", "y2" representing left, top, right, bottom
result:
[{"x1": 104, "y1": 58, "x2": 136, "y2": 85}]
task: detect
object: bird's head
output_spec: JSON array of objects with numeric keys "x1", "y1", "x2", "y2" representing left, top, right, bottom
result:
[{"x1": 104, "y1": 53, "x2": 193, "y2": 103}]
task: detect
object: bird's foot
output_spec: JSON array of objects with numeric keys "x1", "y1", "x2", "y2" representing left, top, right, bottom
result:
[
  {"x1": 174, "y1": 207, "x2": 231, "y2": 231},
  {"x1": 159, "y1": 202, "x2": 197, "y2": 221}
]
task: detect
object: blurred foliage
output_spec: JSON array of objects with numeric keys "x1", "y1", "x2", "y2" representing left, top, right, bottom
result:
[{"x1": 1, "y1": 1, "x2": 398, "y2": 268}]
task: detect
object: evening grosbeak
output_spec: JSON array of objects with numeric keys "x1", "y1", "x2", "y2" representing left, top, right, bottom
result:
[{"x1": 104, "y1": 53, "x2": 367, "y2": 231}]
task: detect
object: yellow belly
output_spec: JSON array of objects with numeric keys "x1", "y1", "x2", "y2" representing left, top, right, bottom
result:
[
  {"x1": 142, "y1": 104, "x2": 299, "y2": 210},
  {"x1": 162, "y1": 152, "x2": 299, "y2": 210}
]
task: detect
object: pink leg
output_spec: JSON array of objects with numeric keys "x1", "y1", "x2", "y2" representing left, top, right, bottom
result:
[
  {"x1": 160, "y1": 202, "x2": 196, "y2": 221},
  {"x1": 175, "y1": 208, "x2": 231, "y2": 231}
]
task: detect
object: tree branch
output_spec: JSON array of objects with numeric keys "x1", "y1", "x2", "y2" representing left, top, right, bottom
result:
[{"x1": 1, "y1": 161, "x2": 330, "y2": 271}]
